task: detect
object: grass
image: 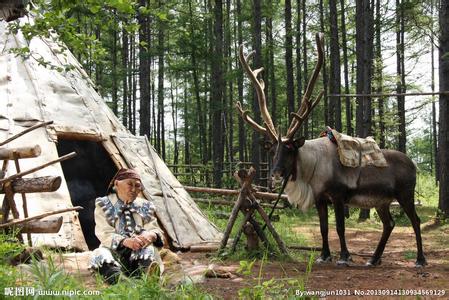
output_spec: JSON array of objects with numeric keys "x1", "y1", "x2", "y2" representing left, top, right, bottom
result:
[
  {"x1": 0, "y1": 232, "x2": 213, "y2": 299},
  {"x1": 0, "y1": 172, "x2": 445, "y2": 299}
]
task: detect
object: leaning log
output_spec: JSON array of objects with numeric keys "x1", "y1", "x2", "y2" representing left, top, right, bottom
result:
[
  {"x1": 0, "y1": 121, "x2": 53, "y2": 146},
  {"x1": 185, "y1": 186, "x2": 288, "y2": 201},
  {"x1": 0, "y1": 176, "x2": 61, "y2": 194},
  {"x1": 0, "y1": 145, "x2": 41, "y2": 160},
  {"x1": 0, "y1": 206, "x2": 82, "y2": 229},
  {"x1": 18, "y1": 216, "x2": 63, "y2": 233},
  {"x1": 0, "y1": 152, "x2": 76, "y2": 184}
]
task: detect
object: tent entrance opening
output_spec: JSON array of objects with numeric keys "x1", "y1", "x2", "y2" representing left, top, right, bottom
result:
[{"x1": 56, "y1": 139, "x2": 117, "y2": 250}]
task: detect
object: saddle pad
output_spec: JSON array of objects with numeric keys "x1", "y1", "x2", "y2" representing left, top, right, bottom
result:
[{"x1": 331, "y1": 129, "x2": 388, "y2": 168}]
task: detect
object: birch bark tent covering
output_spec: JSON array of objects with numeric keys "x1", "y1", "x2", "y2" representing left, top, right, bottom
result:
[{"x1": 0, "y1": 15, "x2": 222, "y2": 250}]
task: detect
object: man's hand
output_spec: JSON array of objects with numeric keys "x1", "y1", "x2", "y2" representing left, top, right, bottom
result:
[
  {"x1": 122, "y1": 237, "x2": 145, "y2": 251},
  {"x1": 136, "y1": 231, "x2": 157, "y2": 247}
]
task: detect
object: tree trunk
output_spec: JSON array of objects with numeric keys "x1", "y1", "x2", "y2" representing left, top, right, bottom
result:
[
  {"x1": 131, "y1": 32, "x2": 137, "y2": 134},
  {"x1": 183, "y1": 85, "x2": 191, "y2": 166},
  {"x1": 170, "y1": 77, "x2": 178, "y2": 166},
  {"x1": 157, "y1": 1, "x2": 166, "y2": 160},
  {"x1": 111, "y1": 13, "x2": 118, "y2": 115},
  {"x1": 122, "y1": 26, "x2": 128, "y2": 128},
  {"x1": 396, "y1": 0, "x2": 406, "y2": 153},
  {"x1": 340, "y1": 0, "x2": 352, "y2": 136},
  {"x1": 226, "y1": 0, "x2": 233, "y2": 168},
  {"x1": 431, "y1": 0, "x2": 439, "y2": 183},
  {"x1": 212, "y1": 0, "x2": 224, "y2": 187},
  {"x1": 319, "y1": 0, "x2": 328, "y2": 134},
  {"x1": 375, "y1": 0, "x2": 385, "y2": 148},
  {"x1": 285, "y1": 0, "x2": 295, "y2": 122},
  {"x1": 138, "y1": 0, "x2": 151, "y2": 136},
  {"x1": 329, "y1": 0, "x2": 342, "y2": 131},
  {"x1": 302, "y1": 0, "x2": 309, "y2": 138},
  {"x1": 295, "y1": 0, "x2": 302, "y2": 126},
  {"x1": 438, "y1": 0, "x2": 449, "y2": 217},
  {"x1": 251, "y1": 0, "x2": 262, "y2": 182},
  {"x1": 189, "y1": 3, "x2": 207, "y2": 164},
  {"x1": 236, "y1": 0, "x2": 246, "y2": 163},
  {"x1": 356, "y1": 0, "x2": 374, "y2": 221}
]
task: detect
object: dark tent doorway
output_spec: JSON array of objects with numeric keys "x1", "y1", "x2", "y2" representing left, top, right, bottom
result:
[{"x1": 56, "y1": 139, "x2": 117, "y2": 250}]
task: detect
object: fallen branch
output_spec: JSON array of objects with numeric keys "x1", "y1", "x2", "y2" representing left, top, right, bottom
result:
[{"x1": 0, "y1": 206, "x2": 82, "y2": 229}]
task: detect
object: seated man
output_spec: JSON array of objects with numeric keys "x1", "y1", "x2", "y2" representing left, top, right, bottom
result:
[{"x1": 89, "y1": 168, "x2": 164, "y2": 284}]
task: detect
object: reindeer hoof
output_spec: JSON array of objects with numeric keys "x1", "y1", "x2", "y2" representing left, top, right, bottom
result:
[
  {"x1": 366, "y1": 258, "x2": 381, "y2": 267},
  {"x1": 415, "y1": 259, "x2": 427, "y2": 268},
  {"x1": 336, "y1": 259, "x2": 351, "y2": 266},
  {"x1": 316, "y1": 256, "x2": 332, "y2": 264}
]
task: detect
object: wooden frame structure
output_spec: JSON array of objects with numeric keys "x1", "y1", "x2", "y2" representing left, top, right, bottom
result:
[
  {"x1": 0, "y1": 122, "x2": 81, "y2": 245},
  {"x1": 219, "y1": 167, "x2": 288, "y2": 255}
]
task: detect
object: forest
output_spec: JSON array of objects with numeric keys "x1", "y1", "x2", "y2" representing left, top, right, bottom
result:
[{"x1": 7, "y1": 0, "x2": 448, "y2": 216}]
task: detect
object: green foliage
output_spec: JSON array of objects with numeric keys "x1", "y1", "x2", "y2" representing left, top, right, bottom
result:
[
  {"x1": 0, "y1": 232, "x2": 25, "y2": 265},
  {"x1": 403, "y1": 250, "x2": 416, "y2": 260},
  {"x1": 27, "y1": 255, "x2": 81, "y2": 291},
  {"x1": 237, "y1": 259, "x2": 256, "y2": 276}
]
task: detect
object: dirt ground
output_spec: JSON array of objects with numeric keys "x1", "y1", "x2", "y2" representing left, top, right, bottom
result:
[
  {"x1": 195, "y1": 224, "x2": 449, "y2": 299},
  {"x1": 57, "y1": 223, "x2": 449, "y2": 299}
]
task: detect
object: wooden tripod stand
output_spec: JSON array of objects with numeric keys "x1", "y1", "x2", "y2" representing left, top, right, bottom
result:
[{"x1": 219, "y1": 167, "x2": 288, "y2": 255}]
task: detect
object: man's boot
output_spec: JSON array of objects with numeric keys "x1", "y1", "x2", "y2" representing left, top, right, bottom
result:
[{"x1": 98, "y1": 263, "x2": 122, "y2": 284}]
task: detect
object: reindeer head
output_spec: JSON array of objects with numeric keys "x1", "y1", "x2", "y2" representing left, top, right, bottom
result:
[{"x1": 236, "y1": 33, "x2": 324, "y2": 181}]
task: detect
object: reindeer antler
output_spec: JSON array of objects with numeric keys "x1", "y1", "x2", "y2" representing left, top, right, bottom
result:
[
  {"x1": 286, "y1": 33, "x2": 325, "y2": 140},
  {"x1": 237, "y1": 33, "x2": 324, "y2": 142},
  {"x1": 237, "y1": 44, "x2": 278, "y2": 142}
]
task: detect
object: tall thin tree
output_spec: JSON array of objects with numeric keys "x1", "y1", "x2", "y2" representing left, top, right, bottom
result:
[
  {"x1": 329, "y1": 0, "x2": 342, "y2": 131},
  {"x1": 285, "y1": 0, "x2": 295, "y2": 122},
  {"x1": 211, "y1": 0, "x2": 224, "y2": 187},
  {"x1": 438, "y1": 0, "x2": 449, "y2": 218}
]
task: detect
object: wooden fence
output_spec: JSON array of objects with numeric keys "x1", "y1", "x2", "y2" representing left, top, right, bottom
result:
[{"x1": 167, "y1": 161, "x2": 270, "y2": 188}]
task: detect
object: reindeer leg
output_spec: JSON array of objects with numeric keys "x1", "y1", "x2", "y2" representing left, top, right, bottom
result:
[
  {"x1": 398, "y1": 194, "x2": 426, "y2": 267},
  {"x1": 366, "y1": 205, "x2": 395, "y2": 266},
  {"x1": 315, "y1": 197, "x2": 331, "y2": 263},
  {"x1": 334, "y1": 201, "x2": 351, "y2": 265}
]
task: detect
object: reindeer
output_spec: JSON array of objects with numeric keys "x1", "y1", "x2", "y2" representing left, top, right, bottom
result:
[{"x1": 236, "y1": 33, "x2": 426, "y2": 267}]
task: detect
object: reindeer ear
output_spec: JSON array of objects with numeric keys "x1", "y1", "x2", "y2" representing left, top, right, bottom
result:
[
  {"x1": 293, "y1": 137, "x2": 306, "y2": 148},
  {"x1": 260, "y1": 140, "x2": 274, "y2": 151}
]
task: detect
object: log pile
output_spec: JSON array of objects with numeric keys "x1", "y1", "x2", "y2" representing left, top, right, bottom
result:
[{"x1": 0, "y1": 121, "x2": 80, "y2": 246}]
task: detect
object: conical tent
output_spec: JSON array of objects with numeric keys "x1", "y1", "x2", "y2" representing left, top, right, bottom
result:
[{"x1": 0, "y1": 16, "x2": 222, "y2": 250}]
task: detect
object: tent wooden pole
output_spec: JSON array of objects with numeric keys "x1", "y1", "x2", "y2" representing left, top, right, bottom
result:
[
  {"x1": 0, "y1": 206, "x2": 82, "y2": 229},
  {"x1": 13, "y1": 151, "x2": 32, "y2": 246},
  {"x1": 3, "y1": 182, "x2": 19, "y2": 219},
  {"x1": 0, "y1": 121, "x2": 53, "y2": 146},
  {"x1": 0, "y1": 152, "x2": 76, "y2": 185}
]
